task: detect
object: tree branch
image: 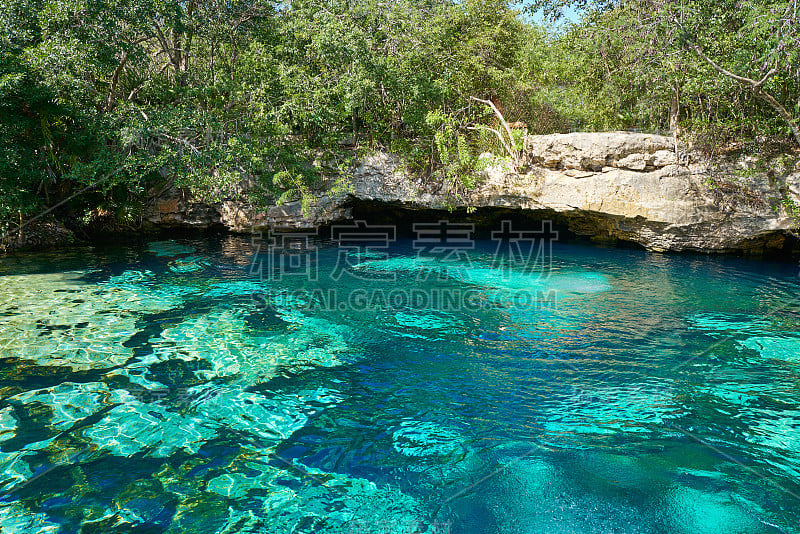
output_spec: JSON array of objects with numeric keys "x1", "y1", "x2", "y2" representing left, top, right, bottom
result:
[
  {"x1": 470, "y1": 96, "x2": 515, "y2": 144},
  {"x1": 753, "y1": 89, "x2": 800, "y2": 147},
  {"x1": 690, "y1": 45, "x2": 758, "y2": 86},
  {"x1": 105, "y1": 51, "x2": 129, "y2": 111},
  {"x1": 469, "y1": 96, "x2": 522, "y2": 168},
  {"x1": 467, "y1": 125, "x2": 515, "y2": 162},
  {"x1": 690, "y1": 44, "x2": 800, "y2": 146}
]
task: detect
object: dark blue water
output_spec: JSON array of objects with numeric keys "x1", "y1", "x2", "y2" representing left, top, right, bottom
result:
[{"x1": 0, "y1": 234, "x2": 799, "y2": 533}]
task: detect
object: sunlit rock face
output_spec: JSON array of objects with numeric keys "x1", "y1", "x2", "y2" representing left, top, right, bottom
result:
[
  {"x1": 523, "y1": 131, "x2": 678, "y2": 171},
  {"x1": 145, "y1": 132, "x2": 800, "y2": 253}
]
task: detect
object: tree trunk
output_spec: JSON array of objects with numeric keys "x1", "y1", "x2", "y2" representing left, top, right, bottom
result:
[
  {"x1": 182, "y1": 1, "x2": 195, "y2": 72},
  {"x1": 669, "y1": 83, "x2": 680, "y2": 153},
  {"x1": 669, "y1": 84, "x2": 679, "y2": 134}
]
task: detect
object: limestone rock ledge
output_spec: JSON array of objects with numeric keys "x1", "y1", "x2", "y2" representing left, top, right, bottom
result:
[{"x1": 144, "y1": 132, "x2": 800, "y2": 253}]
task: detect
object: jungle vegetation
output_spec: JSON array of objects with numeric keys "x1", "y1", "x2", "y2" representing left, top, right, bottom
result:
[{"x1": 1, "y1": 0, "x2": 798, "y2": 238}]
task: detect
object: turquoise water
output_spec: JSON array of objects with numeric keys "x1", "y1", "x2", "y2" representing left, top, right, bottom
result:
[{"x1": 1, "y1": 234, "x2": 799, "y2": 533}]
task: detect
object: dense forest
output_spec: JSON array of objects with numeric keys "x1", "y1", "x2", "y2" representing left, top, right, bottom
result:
[{"x1": 1, "y1": 0, "x2": 799, "y2": 240}]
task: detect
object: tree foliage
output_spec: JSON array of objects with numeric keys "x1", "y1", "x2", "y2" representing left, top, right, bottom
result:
[
  {"x1": 1, "y1": 0, "x2": 798, "y2": 239},
  {"x1": 524, "y1": 0, "x2": 800, "y2": 146}
]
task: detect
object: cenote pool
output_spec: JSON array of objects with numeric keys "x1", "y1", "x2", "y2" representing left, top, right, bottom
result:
[{"x1": 1, "y1": 234, "x2": 799, "y2": 533}]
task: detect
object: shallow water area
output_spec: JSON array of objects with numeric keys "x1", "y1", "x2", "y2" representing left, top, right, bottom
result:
[{"x1": 0, "y1": 235, "x2": 799, "y2": 533}]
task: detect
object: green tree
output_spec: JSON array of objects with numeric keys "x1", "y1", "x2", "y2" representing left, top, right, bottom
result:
[{"x1": 524, "y1": 0, "x2": 800, "y2": 146}]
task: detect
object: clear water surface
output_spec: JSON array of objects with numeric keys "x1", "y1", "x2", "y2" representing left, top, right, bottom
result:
[{"x1": 0, "y1": 235, "x2": 799, "y2": 533}]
